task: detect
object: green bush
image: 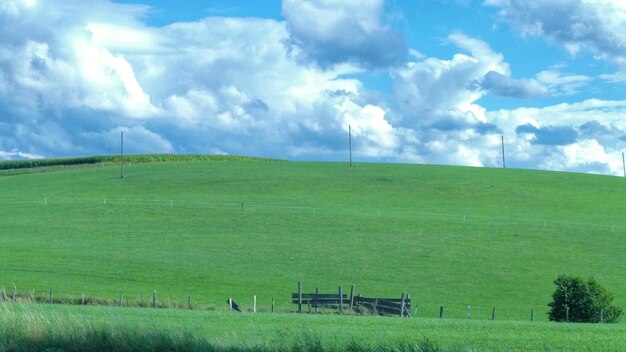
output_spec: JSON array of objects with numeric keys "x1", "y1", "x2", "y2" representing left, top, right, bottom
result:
[{"x1": 548, "y1": 274, "x2": 622, "y2": 323}]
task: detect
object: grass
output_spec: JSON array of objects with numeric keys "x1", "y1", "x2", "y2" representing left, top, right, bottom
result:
[
  {"x1": 1, "y1": 303, "x2": 625, "y2": 351},
  {"x1": 0, "y1": 157, "x2": 624, "y2": 324}
]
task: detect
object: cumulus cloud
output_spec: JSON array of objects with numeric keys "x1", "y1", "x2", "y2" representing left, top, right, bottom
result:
[
  {"x1": 486, "y1": 0, "x2": 626, "y2": 67},
  {"x1": 392, "y1": 33, "x2": 501, "y2": 125},
  {"x1": 488, "y1": 99, "x2": 626, "y2": 175},
  {"x1": 515, "y1": 124, "x2": 578, "y2": 145},
  {"x1": 1, "y1": 0, "x2": 625, "y2": 177},
  {"x1": 282, "y1": 0, "x2": 407, "y2": 69},
  {"x1": 480, "y1": 71, "x2": 548, "y2": 98},
  {"x1": 0, "y1": 0, "x2": 411, "y2": 162}
]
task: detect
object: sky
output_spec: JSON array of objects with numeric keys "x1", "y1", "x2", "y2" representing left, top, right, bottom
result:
[{"x1": 2, "y1": 0, "x2": 626, "y2": 175}]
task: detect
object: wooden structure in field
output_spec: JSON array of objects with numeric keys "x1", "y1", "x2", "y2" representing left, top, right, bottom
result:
[{"x1": 292, "y1": 281, "x2": 411, "y2": 317}]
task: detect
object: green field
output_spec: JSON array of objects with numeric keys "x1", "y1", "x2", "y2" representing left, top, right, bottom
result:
[
  {"x1": 2, "y1": 303, "x2": 626, "y2": 351},
  {"x1": 1, "y1": 157, "x2": 625, "y2": 325}
]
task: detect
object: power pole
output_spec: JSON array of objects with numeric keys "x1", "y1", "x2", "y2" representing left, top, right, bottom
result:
[
  {"x1": 501, "y1": 135, "x2": 506, "y2": 169},
  {"x1": 120, "y1": 131, "x2": 124, "y2": 178},
  {"x1": 349, "y1": 125, "x2": 353, "y2": 167}
]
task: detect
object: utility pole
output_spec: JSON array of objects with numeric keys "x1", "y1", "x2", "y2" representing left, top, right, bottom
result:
[
  {"x1": 120, "y1": 131, "x2": 124, "y2": 178},
  {"x1": 349, "y1": 125, "x2": 353, "y2": 167},
  {"x1": 501, "y1": 135, "x2": 506, "y2": 169}
]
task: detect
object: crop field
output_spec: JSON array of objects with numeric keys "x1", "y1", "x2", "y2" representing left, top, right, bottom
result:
[{"x1": 0, "y1": 156, "x2": 625, "y2": 350}]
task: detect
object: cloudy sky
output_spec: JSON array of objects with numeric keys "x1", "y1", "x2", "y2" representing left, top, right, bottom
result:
[{"x1": 2, "y1": 0, "x2": 626, "y2": 175}]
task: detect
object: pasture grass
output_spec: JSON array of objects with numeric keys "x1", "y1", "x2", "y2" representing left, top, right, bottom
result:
[
  {"x1": 1, "y1": 303, "x2": 625, "y2": 351},
  {"x1": 0, "y1": 157, "x2": 625, "y2": 323}
]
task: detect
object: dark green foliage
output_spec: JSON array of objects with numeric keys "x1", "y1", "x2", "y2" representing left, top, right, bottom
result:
[
  {"x1": 0, "y1": 154, "x2": 280, "y2": 171},
  {"x1": 548, "y1": 274, "x2": 623, "y2": 323}
]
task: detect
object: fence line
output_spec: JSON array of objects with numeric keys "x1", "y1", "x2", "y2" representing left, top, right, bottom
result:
[
  {"x1": 0, "y1": 287, "x2": 554, "y2": 322},
  {"x1": 2, "y1": 197, "x2": 625, "y2": 233}
]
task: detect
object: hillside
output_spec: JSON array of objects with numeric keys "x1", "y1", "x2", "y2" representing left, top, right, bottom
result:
[{"x1": 0, "y1": 156, "x2": 624, "y2": 321}]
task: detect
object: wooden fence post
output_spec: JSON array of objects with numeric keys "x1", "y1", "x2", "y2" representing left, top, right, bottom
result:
[
  {"x1": 253, "y1": 295, "x2": 257, "y2": 313},
  {"x1": 188, "y1": 296, "x2": 192, "y2": 310},
  {"x1": 297, "y1": 281, "x2": 302, "y2": 313},
  {"x1": 119, "y1": 292, "x2": 123, "y2": 307},
  {"x1": 467, "y1": 305, "x2": 471, "y2": 320},
  {"x1": 406, "y1": 293, "x2": 411, "y2": 317},
  {"x1": 81, "y1": 293, "x2": 85, "y2": 305},
  {"x1": 565, "y1": 305, "x2": 569, "y2": 322},
  {"x1": 492, "y1": 307, "x2": 496, "y2": 321},
  {"x1": 229, "y1": 298, "x2": 233, "y2": 311},
  {"x1": 600, "y1": 309, "x2": 604, "y2": 323},
  {"x1": 315, "y1": 287, "x2": 319, "y2": 313},
  {"x1": 152, "y1": 290, "x2": 157, "y2": 308},
  {"x1": 272, "y1": 298, "x2": 275, "y2": 313},
  {"x1": 439, "y1": 306, "x2": 444, "y2": 319},
  {"x1": 339, "y1": 286, "x2": 343, "y2": 312},
  {"x1": 531, "y1": 309, "x2": 534, "y2": 322},
  {"x1": 349, "y1": 285, "x2": 355, "y2": 312},
  {"x1": 400, "y1": 293, "x2": 405, "y2": 317},
  {"x1": 49, "y1": 288, "x2": 53, "y2": 304}
]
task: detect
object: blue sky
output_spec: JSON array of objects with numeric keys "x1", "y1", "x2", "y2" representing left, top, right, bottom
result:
[{"x1": 1, "y1": 0, "x2": 626, "y2": 175}]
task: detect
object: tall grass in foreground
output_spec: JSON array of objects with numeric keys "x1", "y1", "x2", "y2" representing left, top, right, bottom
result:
[{"x1": 0, "y1": 304, "x2": 448, "y2": 352}]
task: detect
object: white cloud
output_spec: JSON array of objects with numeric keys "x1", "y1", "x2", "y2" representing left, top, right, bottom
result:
[
  {"x1": 282, "y1": 0, "x2": 407, "y2": 69},
  {"x1": 0, "y1": 0, "x2": 624, "y2": 177},
  {"x1": 487, "y1": 0, "x2": 626, "y2": 68},
  {"x1": 82, "y1": 126, "x2": 174, "y2": 154},
  {"x1": 391, "y1": 32, "x2": 507, "y2": 126},
  {"x1": 535, "y1": 69, "x2": 591, "y2": 96},
  {"x1": 481, "y1": 71, "x2": 548, "y2": 98},
  {"x1": 487, "y1": 99, "x2": 626, "y2": 175},
  {"x1": 0, "y1": 149, "x2": 42, "y2": 160}
]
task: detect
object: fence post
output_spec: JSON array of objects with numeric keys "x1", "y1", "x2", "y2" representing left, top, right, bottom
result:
[
  {"x1": 349, "y1": 285, "x2": 355, "y2": 312},
  {"x1": 272, "y1": 298, "x2": 275, "y2": 313},
  {"x1": 253, "y1": 295, "x2": 257, "y2": 313},
  {"x1": 531, "y1": 309, "x2": 534, "y2": 322},
  {"x1": 400, "y1": 293, "x2": 405, "y2": 317},
  {"x1": 565, "y1": 305, "x2": 569, "y2": 322},
  {"x1": 49, "y1": 288, "x2": 53, "y2": 304},
  {"x1": 81, "y1": 293, "x2": 85, "y2": 305},
  {"x1": 600, "y1": 309, "x2": 604, "y2": 323},
  {"x1": 152, "y1": 290, "x2": 157, "y2": 308},
  {"x1": 119, "y1": 292, "x2": 123, "y2": 307},
  {"x1": 12, "y1": 289, "x2": 16, "y2": 303},
  {"x1": 315, "y1": 287, "x2": 319, "y2": 313},
  {"x1": 297, "y1": 281, "x2": 302, "y2": 313},
  {"x1": 406, "y1": 293, "x2": 411, "y2": 317},
  {"x1": 439, "y1": 306, "x2": 444, "y2": 319},
  {"x1": 414, "y1": 304, "x2": 419, "y2": 318},
  {"x1": 229, "y1": 298, "x2": 233, "y2": 311},
  {"x1": 467, "y1": 305, "x2": 471, "y2": 320},
  {"x1": 188, "y1": 296, "x2": 192, "y2": 310},
  {"x1": 339, "y1": 286, "x2": 343, "y2": 312},
  {"x1": 492, "y1": 307, "x2": 496, "y2": 321}
]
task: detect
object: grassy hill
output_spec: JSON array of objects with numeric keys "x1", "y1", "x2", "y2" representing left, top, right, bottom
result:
[{"x1": 0, "y1": 156, "x2": 624, "y2": 322}]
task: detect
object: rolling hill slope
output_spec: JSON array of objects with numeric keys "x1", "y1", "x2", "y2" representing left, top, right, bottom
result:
[{"x1": 0, "y1": 157, "x2": 624, "y2": 321}]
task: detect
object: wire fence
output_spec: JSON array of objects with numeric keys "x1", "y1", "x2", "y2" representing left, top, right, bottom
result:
[{"x1": 2, "y1": 196, "x2": 626, "y2": 234}]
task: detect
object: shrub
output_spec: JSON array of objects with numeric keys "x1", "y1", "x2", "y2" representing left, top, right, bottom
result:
[{"x1": 548, "y1": 274, "x2": 622, "y2": 323}]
